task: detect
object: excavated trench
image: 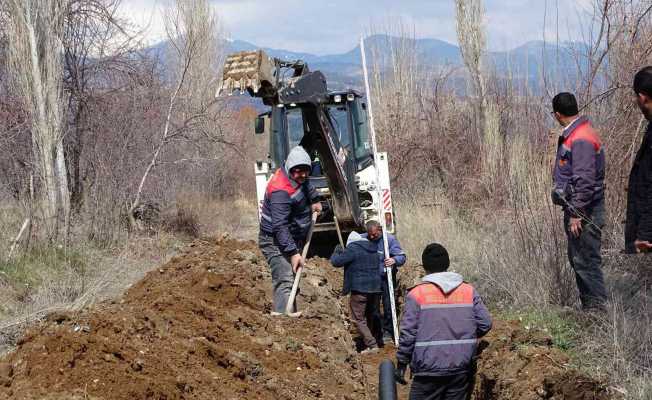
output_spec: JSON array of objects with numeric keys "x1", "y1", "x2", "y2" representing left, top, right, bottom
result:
[{"x1": 0, "y1": 238, "x2": 612, "y2": 399}]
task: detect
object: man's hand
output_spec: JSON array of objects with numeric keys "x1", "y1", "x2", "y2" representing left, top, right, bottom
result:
[
  {"x1": 394, "y1": 362, "x2": 407, "y2": 385},
  {"x1": 635, "y1": 239, "x2": 652, "y2": 253},
  {"x1": 569, "y1": 217, "x2": 583, "y2": 238},
  {"x1": 290, "y1": 253, "x2": 303, "y2": 273},
  {"x1": 384, "y1": 257, "x2": 396, "y2": 267},
  {"x1": 311, "y1": 202, "x2": 322, "y2": 215}
]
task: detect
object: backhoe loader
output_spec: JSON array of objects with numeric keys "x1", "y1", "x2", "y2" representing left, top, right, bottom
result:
[{"x1": 217, "y1": 50, "x2": 395, "y2": 244}]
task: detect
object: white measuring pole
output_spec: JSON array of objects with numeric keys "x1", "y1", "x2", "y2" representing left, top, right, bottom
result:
[{"x1": 360, "y1": 37, "x2": 399, "y2": 346}]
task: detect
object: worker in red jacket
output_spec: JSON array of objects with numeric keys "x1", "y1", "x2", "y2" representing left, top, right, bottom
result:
[
  {"x1": 551, "y1": 92, "x2": 607, "y2": 310},
  {"x1": 258, "y1": 146, "x2": 322, "y2": 315}
]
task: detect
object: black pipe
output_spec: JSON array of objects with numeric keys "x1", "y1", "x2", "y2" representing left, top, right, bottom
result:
[{"x1": 378, "y1": 359, "x2": 397, "y2": 400}]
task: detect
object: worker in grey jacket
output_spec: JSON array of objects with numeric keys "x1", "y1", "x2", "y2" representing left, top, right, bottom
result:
[{"x1": 258, "y1": 146, "x2": 322, "y2": 315}]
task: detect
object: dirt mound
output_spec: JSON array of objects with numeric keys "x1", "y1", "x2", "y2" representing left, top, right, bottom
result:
[
  {"x1": 0, "y1": 238, "x2": 614, "y2": 400},
  {"x1": 0, "y1": 237, "x2": 365, "y2": 400},
  {"x1": 473, "y1": 320, "x2": 611, "y2": 400}
]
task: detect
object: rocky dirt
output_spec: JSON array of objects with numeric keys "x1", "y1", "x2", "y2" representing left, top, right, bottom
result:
[{"x1": 0, "y1": 237, "x2": 614, "y2": 399}]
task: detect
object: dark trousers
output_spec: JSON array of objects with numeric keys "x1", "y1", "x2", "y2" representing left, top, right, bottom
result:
[
  {"x1": 563, "y1": 199, "x2": 608, "y2": 309},
  {"x1": 379, "y1": 267, "x2": 398, "y2": 338},
  {"x1": 409, "y1": 374, "x2": 470, "y2": 400},
  {"x1": 349, "y1": 292, "x2": 381, "y2": 348}
]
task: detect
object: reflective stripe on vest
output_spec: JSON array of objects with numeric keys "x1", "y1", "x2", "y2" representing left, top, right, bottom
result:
[
  {"x1": 420, "y1": 303, "x2": 473, "y2": 310},
  {"x1": 414, "y1": 339, "x2": 477, "y2": 347}
]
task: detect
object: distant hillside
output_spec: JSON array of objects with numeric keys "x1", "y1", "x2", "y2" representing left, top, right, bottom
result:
[
  {"x1": 225, "y1": 35, "x2": 586, "y2": 90},
  {"x1": 145, "y1": 35, "x2": 587, "y2": 92}
]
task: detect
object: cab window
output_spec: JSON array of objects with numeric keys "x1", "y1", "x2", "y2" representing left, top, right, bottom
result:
[{"x1": 351, "y1": 99, "x2": 372, "y2": 162}]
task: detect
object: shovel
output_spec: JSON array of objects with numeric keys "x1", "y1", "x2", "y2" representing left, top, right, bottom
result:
[{"x1": 285, "y1": 212, "x2": 318, "y2": 316}]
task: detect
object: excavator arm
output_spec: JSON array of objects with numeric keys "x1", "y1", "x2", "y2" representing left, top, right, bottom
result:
[{"x1": 303, "y1": 104, "x2": 361, "y2": 228}]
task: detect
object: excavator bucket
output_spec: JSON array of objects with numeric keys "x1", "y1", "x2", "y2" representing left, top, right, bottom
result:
[{"x1": 216, "y1": 50, "x2": 276, "y2": 97}]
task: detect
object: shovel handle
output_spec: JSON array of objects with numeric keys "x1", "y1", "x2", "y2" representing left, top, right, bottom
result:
[
  {"x1": 334, "y1": 216, "x2": 345, "y2": 249},
  {"x1": 285, "y1": 212, "x2": 318, "y2": 314}
]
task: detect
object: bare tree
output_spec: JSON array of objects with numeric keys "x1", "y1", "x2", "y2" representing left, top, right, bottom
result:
[
  {"x1": 455, "y1": 0, "x2": 487, "y2": 137},
  {"x1": 129, "y1": 0, "x2": 224, "y2": 229},
  {"x1": 367, "y1": 23, "x2": 421, "y2": 181},
  {"x1": 455, "y1": 0, "x2": 503, "y2": 192},
  {"x1": 62, "y1": 0, "x2": 142, "y2": 215},
  {"x1": 6, "y1": 0, "x2": 70, "y2": 240}
]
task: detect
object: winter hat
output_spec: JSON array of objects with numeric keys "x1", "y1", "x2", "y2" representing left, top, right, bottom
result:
[
  {"x1": 422, "y1": 243, "x2": 450, "y2": 273},
  {"x1": 285, "y1": 146, "x2": 312, "y2": 173}
]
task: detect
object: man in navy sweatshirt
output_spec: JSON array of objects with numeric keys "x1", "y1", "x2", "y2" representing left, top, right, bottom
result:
[
  {"x1": 362, "y1": 220, "x2": 406, "y2": 344},
  {"x1": 330, "y1": 231, "x2": 383, "y2": 353},
  {"x1": 395, "y1": 243, "x2": 492, "y2": 400}
]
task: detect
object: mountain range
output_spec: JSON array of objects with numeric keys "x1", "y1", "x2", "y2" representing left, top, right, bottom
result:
[
  {"x1": 145, "y1": 34, "x2": 587, "y2": 92},
  {"x1": 225, "y1": 34, "x2": 586, "y2": 90}
]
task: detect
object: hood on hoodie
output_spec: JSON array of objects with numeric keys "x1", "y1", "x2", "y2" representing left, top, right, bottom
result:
[
  {"x1": 346, "y1": 231, "x2": 364, "y2": 245},
  {"x1": 346, "y1": 231, "x2": 376, "y2": 252},
  {"x1": 421, "y1": 271, "x2": 464, "y2": 295},
  {"x1": 285, "y1": 146, "x2": 312, "y2": 174}
]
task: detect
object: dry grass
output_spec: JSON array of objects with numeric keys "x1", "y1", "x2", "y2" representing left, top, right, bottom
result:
[
  {"x1": 585, "y1": 254, "x2": 652, "y2": 399},
  {"x1": 0, "y1": 195, "x2": 256, "y2": 355},
  {"x1": 165, "y1": 193, "x2": 259, "y2": 240},
  {"x1": 395, "y1": 190, "x2": 479, "y2": 273}
]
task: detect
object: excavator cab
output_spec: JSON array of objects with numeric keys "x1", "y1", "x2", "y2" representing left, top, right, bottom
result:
[{"x1": 264, "y1": 93, "x2": 371, "y2": 174}]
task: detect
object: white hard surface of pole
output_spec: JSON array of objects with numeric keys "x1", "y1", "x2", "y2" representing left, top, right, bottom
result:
[{"x1": 360, "y1": 37, "x2": 399, "y2": 346}]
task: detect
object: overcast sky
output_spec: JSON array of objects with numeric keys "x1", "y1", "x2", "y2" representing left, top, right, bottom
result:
[{"x1": 118, "y1": 0, "x2": 597, "y2": 55}]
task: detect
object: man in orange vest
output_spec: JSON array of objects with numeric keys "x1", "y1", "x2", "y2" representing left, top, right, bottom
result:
[
  {"x1": 395, "y1": 243, "x2": 492, "y2": 400},
  {"x1": 551, "y1": 92, "x2": 608, "y2": 310}
]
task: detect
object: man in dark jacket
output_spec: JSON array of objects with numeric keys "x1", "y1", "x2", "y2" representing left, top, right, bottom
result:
[
  {"x1": 330, "y1": 231, "x2": 383, "y2": 353},
  {"x1": 551, "y1": 92, "x2": 608, "y2": 310},
  {"x1": 395, "y1": 243, "x2": 492, "y2": 400},
  {"x1": 362, "y1": 220, "x2": 406, "y2": 344},
  {"x1": 258, "y1": 146, "x2": 322, "y2": 315},
  {"x1": 626, "y1": 66, "x2": 652, "y2": 254}
]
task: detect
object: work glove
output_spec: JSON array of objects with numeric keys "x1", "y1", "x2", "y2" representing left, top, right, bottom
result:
[{"x1": 394, "y1": 361, "x2": 407, "y2": 385}]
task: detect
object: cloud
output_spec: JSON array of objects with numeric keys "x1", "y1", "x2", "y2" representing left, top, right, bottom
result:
[
  {"x1": 116, "y1": 0, "x2": 167, "y2": 45},
  {"x1": 119, "y1": 0, "x2": 594, "y2": 54}
]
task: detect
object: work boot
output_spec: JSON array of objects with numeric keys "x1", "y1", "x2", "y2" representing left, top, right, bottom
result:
[{"x1": 360, "y1": 346, "x2": 379, "y2": 355}]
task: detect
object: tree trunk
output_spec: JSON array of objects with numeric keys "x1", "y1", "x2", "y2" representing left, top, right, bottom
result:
[{"x1": 8, "y1": 0, "x2": 70, "y2": 241}]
